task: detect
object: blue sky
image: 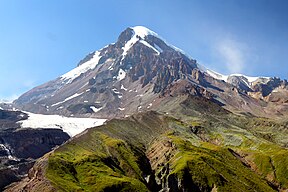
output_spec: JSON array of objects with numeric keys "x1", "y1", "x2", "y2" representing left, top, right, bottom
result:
[{"x1": 0, "y1": 0, "x2": 288, "y2": 100}]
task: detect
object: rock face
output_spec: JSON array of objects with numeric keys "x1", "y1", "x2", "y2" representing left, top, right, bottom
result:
[
  {"x1": 0, "y1": 109, "x2": 70, "y2": 190},
  {"x1": 0, "y1": 129, "x2": 70, "y2": 160}
]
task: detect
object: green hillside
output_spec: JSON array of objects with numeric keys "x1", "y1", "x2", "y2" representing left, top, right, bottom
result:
[{"x1": 42, "y1": 97, "x2": 288, "y2": 191}]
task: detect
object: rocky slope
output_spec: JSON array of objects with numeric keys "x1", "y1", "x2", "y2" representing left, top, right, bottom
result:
[{"x1": 13, "y1": 26, "x2": 288, "y2": 119}]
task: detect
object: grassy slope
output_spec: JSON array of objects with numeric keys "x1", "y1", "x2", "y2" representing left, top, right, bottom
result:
[{"x1": 45, "y1": 96, "x2": 288, "y2": 191}]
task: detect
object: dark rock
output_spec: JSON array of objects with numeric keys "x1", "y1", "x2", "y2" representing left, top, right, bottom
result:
[
  {"x1": 88, "y1": 78, "x2": 96, "y2": 85},
  {"x1": 0, "y1": 129, "x2": 69, "y2": 159},
  {"x1": 0, "y1": 128, "x2": 69, "y2": 190}
]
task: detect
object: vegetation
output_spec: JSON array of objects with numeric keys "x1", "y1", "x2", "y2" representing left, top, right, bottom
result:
[{"x1": 43, "y1": 97, "x2": 288, "y2": 191}]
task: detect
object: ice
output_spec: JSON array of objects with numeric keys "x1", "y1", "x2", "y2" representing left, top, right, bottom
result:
[{"x1": 18, "y1": 112, "x2": 106, "y2": 137}]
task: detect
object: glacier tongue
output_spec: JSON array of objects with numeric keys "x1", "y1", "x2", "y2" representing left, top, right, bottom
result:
[{"x1": 18, "y1": 112, "x2": 106, "y2": 137}]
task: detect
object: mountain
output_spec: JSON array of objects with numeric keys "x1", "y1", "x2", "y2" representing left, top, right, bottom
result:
[
  {"x1": 5, "y1": 26, "x2": 288, "y2": 191},
  {"x1": 14, "y1": 26, "x2": 288, "y2": 119}
]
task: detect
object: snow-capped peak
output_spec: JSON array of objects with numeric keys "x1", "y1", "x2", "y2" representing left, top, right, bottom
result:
[
  {"x1": 132, "y1": 26, "x2": 189, "y2": 57},
  {"x1": 130, "y1": 26, "x2": 159, "y2": 39},
  {"x1": 120, "y1": 26, "x2": 163, "y2": 63}
]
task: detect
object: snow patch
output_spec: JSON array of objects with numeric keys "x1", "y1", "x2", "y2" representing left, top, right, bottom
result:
[
  {"x1": 18, "y1": 112, "x2": 106, "y2": 137},
  {"x1": 206, "y1": 69, "x2": 228, "y2": 81},
  {"x1": 121, "y1": 33, "x2": 139, "y2": 63},
  {"x1": 61, "y1": 51, "x2": 102, "y2": 84},
  {"x1": 147, "y1": 103, "x2": 153, "y2": 109},
  {"x1": 108, "y1": 63, "x2": 114, "y2": 70},
  {"x1": 19, "y1": 114, "x2": 25, "y2": 118},
  {"x1": 112, "y1": 88, "x2": 120, "y2": 94},
  {"x1": 90, "y1": 106, "x2": 102, "y2": 113},
  {"x1": 154, "y1": 44, "x2": 163, "y2": 53},
  {"x1": 56, "y1": 106, "x2": 64, "y2": 110},
  {"x1": 272, "y1": 87, "x2": 281, "y2": 93},
  {"x1": 139, "y1": 40, "x2": 160, "y2": 55},
  {"x1": 51, "y1": 92, "x2": 84, "y2": 107},
  {"x1": 117, "y1": 69, "x2": 126, "y2": 81},
  {"x1": 118, "y1": 108, "x2": 125, "y2": 111},
  {"x1": 121, "y1": 84, "x2": 128, "y2": 91}
]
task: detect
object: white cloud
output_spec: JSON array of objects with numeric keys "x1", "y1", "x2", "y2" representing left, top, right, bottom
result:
[{"x1": 216, "y1": 38, "x2": 246, "y2": 74}]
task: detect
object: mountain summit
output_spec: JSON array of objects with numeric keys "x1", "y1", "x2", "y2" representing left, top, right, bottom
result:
[{"x1": 14, "y1": 26, "x2": 288, "y2": 118}]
